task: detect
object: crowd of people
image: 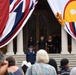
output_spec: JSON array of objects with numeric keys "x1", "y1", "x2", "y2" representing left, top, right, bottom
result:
[
  {"x1": 0, "y1": 50, "x2": 76, "y2": 75},
  {"x1": 27, "y1": 35, "x2": 61, "y2": 54}
]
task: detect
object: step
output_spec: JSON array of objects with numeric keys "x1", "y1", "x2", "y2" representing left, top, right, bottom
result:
[{"x1": 5, "y1": 54, "x2": 76, "y2": 69}]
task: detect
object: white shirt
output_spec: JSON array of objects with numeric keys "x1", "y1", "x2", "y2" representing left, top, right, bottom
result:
[{"x1": 70, "y1": 67, "x2": 76, "y2": 75}]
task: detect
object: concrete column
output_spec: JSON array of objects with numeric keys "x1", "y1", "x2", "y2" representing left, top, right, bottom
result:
[
  {"x1": 61, "y1": 27, "x2": 69, "y2": 54},
  {"x1": 6, "y1": 41, "x2": 14, "y2": 55},
  {"x1": 16, "y1": 29, "x2": 24, "y2": 55},
  {"x1": 71, "y1": 38, "x2": 76, "y2": 54}
]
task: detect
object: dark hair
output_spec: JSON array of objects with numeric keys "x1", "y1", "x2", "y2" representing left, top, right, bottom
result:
[
  {"x1": 48, "y1": 59, "x2": 58, "y2": 74},
  {"x1": 22, "y1": 65, "x2": 28, "y2": 74},
  {"x1": 6, "y1": 56, "x2": 15, "y2": 67},
  {"x1": 60, "y1": 58, "x2": 69, "y2": 69},
  {"x1": 0, "y1": 51, "x2": 4, "y2": 65}
]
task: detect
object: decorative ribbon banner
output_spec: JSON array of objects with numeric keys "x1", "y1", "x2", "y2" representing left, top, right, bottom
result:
[
  {"x1": 47, "y1": 0, "x2": 76, "y2": 40},
  {"x1": 0, "y1": 0, "x2": 38, "y2": 48}
]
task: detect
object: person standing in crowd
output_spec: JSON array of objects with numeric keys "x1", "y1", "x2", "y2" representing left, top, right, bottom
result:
[
  {"x1": 26, "y1": 45, "x2": 36, "y2": 64},
  {"x1": 27, "y1": 36, "x2": 35, "y2": 48},
  {"x1": 48, "y1": 58, "x2": 59, "y2": 75},
  {"x1": 46, "y1": 36, "x2": 55, "y2": 53},
  {"x1": 0, "y1": 51, "x2": 8, "y2": 75},
  {"x1": 26, "y1": 49, "x2": 57, "y2": 75},
  {"x1": 59, "y1": 58, "x2": 70, "y2": 75},
  {"x1": 37, "y1": 36, "x2": 47, "y2": 50},
  {"x1": 70, "y1": 67, "x2": 76, "y2": 75},
  {"x1": 21, "y1": 61, "x2": 31, "y2": 74},
  {"x1": 6, "y1": 56, "x2": 24, "y2": 75}
]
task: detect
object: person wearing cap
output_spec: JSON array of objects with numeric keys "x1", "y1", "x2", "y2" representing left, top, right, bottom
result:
[
  {"x1": 26, "y1": 49, "x2": 57, "y2": 75},
  {"x1": 59, "y1": 58, "x2": 70, "y2": 75},
  {"x1": 26, "y1": 45, "x2": 36, "y2": 64}
]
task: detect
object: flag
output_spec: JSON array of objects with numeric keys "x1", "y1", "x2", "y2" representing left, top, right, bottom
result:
[
  {"x1": 0, "y1": 0, "x2": 38, "y2": 48},
  {"x1": 47, "y1": 0, "x2": 76, "y2": 40}
]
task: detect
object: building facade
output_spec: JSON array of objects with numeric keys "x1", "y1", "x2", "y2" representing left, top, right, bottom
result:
[{"x1": 1, "y1": 0, "x2": 76, "y2": 54}]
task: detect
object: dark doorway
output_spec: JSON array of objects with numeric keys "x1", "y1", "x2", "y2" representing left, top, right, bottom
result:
[{"x1": 23, "y1": 0, "x2": 61, "y2": 53}]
